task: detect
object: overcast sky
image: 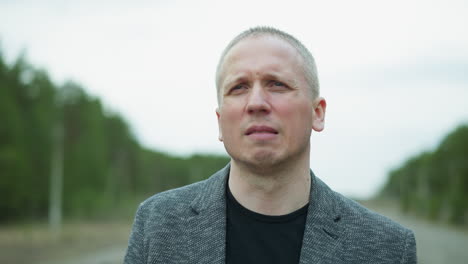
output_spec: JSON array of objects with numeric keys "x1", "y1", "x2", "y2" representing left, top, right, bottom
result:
[{"x1": 1, "y1": 0, "x2": 467, "y2": 198}]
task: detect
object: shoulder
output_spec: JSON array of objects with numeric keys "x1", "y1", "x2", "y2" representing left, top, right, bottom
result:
[
  {"x1": 313, "y1": 176, "x2": 411, "y2": 237},
  {"x1": 331, "y1": 190, "x2": 416, "y2": 262},
  {"x1": 135, "y1": 163, "x2": 229, "y2": 224},
  {"x1": 311, "y1": 175, "x2": 416, "y2": 262},
  {"x1": 137, "y1": 163, "x2": 229, "y2": 218},
  {"x1": 335, "y1": 191, "x2": 411, "y2": 238},
  {"x1": 136, "y1": 178, "x2": 209, "y2": 222},
  {"x1": 124, "y1": 165, "x2": 228, "y2": 264}
]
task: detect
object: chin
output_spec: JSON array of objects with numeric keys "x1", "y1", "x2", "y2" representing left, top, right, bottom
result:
[
  {"x1": 234, "y1": 151, "x2": 287, "y2": 174},
  {"x1": 252, "y1": 150, "x2": 278, "y2": 163}
]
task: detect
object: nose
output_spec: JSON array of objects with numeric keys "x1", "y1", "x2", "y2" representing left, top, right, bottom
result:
[{"x1": 246, "y1": 84, "x2": 271, "y2": 114}]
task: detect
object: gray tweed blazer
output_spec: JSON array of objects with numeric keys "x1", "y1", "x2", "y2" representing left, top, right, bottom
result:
[{"x1": 124, "y1": 164, "x2": 417, "y2": 263}]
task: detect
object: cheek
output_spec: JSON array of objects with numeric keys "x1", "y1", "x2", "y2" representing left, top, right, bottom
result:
[
  {"x1": 219, "y1": 107, "x2": 243, "y2": 133},
  {"x1": 221, "y1": 102, "x2": 244, "y2": 119},
  {"x1": 275, "y1": 100, "x2": 308, "y2": 119},
  {"x1": 277, "y1": 102, "x2": 313, "y2": 132}
]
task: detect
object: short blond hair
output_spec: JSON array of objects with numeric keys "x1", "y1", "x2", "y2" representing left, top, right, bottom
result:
[{"x1": 215, "y1": 26, "x2": 319, "y2": 104}]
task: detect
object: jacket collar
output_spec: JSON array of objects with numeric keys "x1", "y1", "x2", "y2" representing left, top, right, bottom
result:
[
  {"x1": 187, "y1": 164, "x2": 344, "y2": 263},
  {"x1": 299, "y1": 171, "x2": 344, "y2": 263},
  {"x1": 189, "y1": 163, "x2": 230, "y2": 214},
  {"x1": 186, "y1": 164, "x2": 230, "y2": 263}
]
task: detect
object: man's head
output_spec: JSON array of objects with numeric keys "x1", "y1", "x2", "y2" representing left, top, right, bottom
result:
[
  {"x1": 216, "y1": 26, "x2": 320, "y2": 105},
  {"x1": 215, "y1": 27, "x2": 326, "y2": 172}
]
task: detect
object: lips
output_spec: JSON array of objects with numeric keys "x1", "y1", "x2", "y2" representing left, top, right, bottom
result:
[{"x1": 245, "y1": 125, "x2": 278, "y2": 135}]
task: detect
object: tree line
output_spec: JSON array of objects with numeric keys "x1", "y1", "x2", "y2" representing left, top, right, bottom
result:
[
  {"x1": 380, "y1": 124, "x2": 468, "y2": 225},
  {"x1": 0, "y1": 50, "x2": 229, "y2": 223},
  {"x1": 2, "y1": 48, "x2": 466, "y2": 226}
]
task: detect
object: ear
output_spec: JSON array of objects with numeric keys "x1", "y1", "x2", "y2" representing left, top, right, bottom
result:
[
  {"x1": 216, "y1": 108, "x2": 223, "y2": 141},
  {"x1": 311, "y1": 97, "x2": 326, "y2": 132}
]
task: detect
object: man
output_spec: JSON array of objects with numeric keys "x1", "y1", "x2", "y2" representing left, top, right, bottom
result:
[{"x1": 124, "y1": 26, "x2": 417, "y2": 264}]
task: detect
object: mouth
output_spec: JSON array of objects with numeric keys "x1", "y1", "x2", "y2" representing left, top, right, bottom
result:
[{"x1": 245, "y1": 125, "x2": 278, "y2": 136}]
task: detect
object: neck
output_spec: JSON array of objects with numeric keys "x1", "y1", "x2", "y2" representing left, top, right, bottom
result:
[{"x1": 228, "y1": 153, "x2": 311, "y2": 216}]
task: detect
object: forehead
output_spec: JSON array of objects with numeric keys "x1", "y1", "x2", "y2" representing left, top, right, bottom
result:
[{"x1": 219, "y1": 36, "x2": 304, "y2": 86}]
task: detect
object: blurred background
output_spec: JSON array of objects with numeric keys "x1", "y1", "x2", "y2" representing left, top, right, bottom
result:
[{"x1": 0, "y1": 0, "x2": 467, "y2": 263}]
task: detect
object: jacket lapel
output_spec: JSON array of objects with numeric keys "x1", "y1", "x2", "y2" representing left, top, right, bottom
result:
[
  {"x1": 185, "y1": 165, "x2": 230, "y2": 264},
  {"x1": 184, "y1": 166, "x2": 345, "y2": 264},
  {"x1": 299, "y1": 172, "x2": 345, "y2": 264}
]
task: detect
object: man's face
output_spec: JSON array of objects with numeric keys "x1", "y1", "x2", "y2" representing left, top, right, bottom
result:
[{"x1": 216, "y1": 35, "x2": 325, "y2": 170}]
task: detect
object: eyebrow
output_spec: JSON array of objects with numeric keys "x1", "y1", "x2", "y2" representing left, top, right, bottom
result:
[{"x1": 221, "y1": 71, "x2": 300, "y2": 92}]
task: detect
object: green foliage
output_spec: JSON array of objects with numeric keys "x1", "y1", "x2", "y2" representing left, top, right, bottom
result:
[
  {"x1": 0, "y1": 50, "x2": 230, "y2": 222},
  {"x1": 380, "y1": 125, "x2": 468, "y2": 225}
]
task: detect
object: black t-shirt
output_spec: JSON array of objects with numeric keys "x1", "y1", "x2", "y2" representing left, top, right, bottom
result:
[{"x1": 226, "y1": 185, "x2": 308, "y2": 264}]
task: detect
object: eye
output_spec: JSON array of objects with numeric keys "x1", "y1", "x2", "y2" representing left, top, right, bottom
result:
[
  {"x1": 268, "y1": 80, "x2": 289, "y2": 91},
  {"x1": 228, "y1": 84, "x2": 247, "y2": 95},
  {"x1": 272, "y1": 81, "x2": 286, "y2": 87}
]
